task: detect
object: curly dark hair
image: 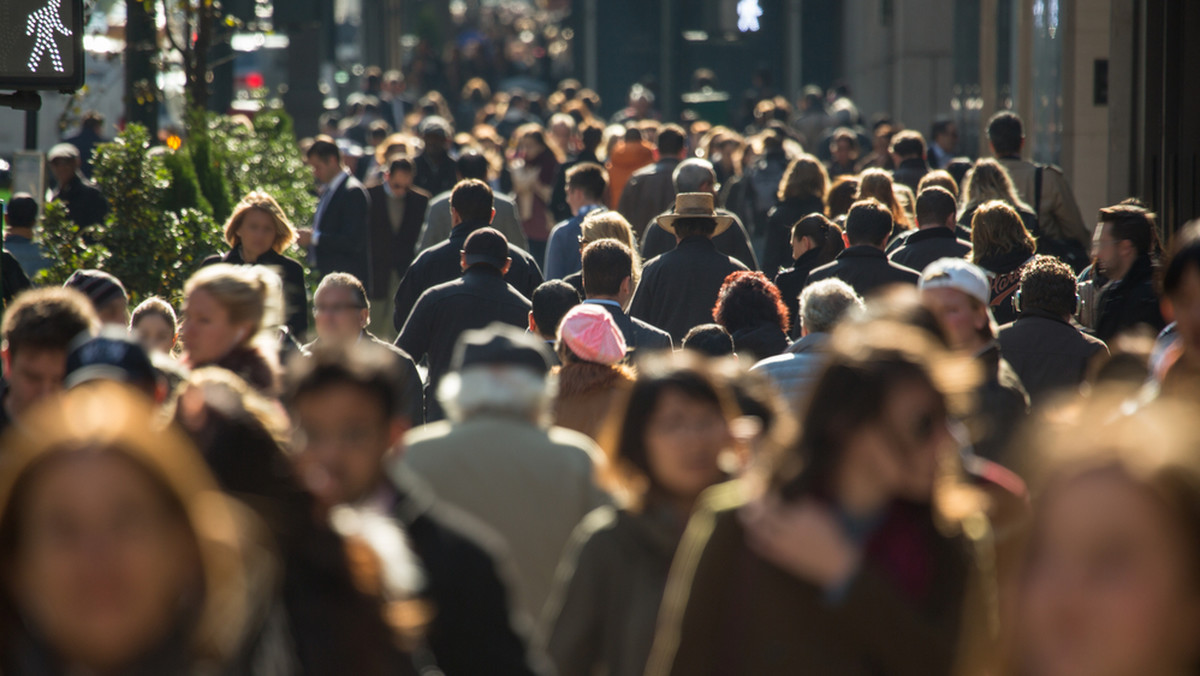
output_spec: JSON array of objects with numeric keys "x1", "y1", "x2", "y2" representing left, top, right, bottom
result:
[{"x1": 712, "y1": 271, "x2": 789, "y2": 335}]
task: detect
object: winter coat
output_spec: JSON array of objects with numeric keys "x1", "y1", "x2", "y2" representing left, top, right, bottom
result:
[
  {"x1": 541, "y1": 504, "x2": 687, "y2": 676},
  {"x1": 750, "y1": 332, "x2": 830, "y2": 409},
  {"x1": 970, "y1": 343, "x2": 1030, "y2": 463},
  {"x1": 395, "y1": 266, "x2": 532, "y2": 422},
  {"x1": 629, "y1": 236, "x2": 749, "y2": 343},
  {"x1": 729, "y1": 322, "x2": 789, "y2": 362},
  {"x1": 606, "y1": 141, "x2": 656, "y2": 210},
  {"x1": 974, "y1": 249, "x2": 1036, "y2": 326},
  {"x1": 997, "y1": 310, "x2": 1108, "y2": 405},
  {"x1": 806, "y1": 245, "x2": 920, "y2": 299},
  {"x1": 366, "y1": 183, "x2": 430, "y2": 299},
  {"x1": 641, "y1": 209, "x2": 759, "y2": 271},
  {"x1": 618, "y1": 158, "x2": 681, "y2": 240},
  {"x1": 403, "y1": 416, "x2": 610, "y2": 621},
  {"x1": 888, "y1": 228, "x2": 973, "y2": 275},
  {"x1": 762, "y1": 195, "x2": 826, "y2": 277},
  {"x1": 774, "y1": 248, "x2": 827, "y2": 336},
  {"x1": 644, "y1": 483, "x2": 990, "y2": 676},
  {"x1": 392, "y1": 219, "x2": 543, "y2": 332},
  {"x1": 1094, "y1": 255, "x2": 1165, "y2": 342}
]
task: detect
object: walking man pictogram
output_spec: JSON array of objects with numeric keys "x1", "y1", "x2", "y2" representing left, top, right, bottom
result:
[{"x1": 26, "y1": 0, "x2": 72, "y2": 73}]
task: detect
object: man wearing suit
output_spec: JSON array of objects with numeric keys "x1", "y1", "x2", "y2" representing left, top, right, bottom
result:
[
  {"x1": 417, "y1": 151, "x2": 527, "y2": 252},
  {"x1": 298, "y1": 137, "x2": 371, "y2": 286},
  {"x1": 367, "y1": 156, "x2": 430, "y2": 339},
  {"x1": 580, "y1": 239, "x2": 673, "y2": 353}
]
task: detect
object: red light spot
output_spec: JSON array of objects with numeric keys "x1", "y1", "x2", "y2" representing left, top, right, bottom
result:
[{"x1": 246, "y1": 72, "x2": 265, "y2": 89}]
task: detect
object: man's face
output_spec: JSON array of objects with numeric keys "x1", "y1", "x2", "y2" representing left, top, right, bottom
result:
[
  {"x1": 1096, "y1": 222, "x2": 1131, "y2": 280},
  {"x1": 50, "y1": 159, "x2": 76, "y2": 187},
  {"x1": 937, "y1": 123, "x2": 959, "y2": 152},
  {"x1": 313, "y1": 286, "x2": 368, "y2": 345},
  {"x1": 386, "y1": 169, "x2": 413, "y2": 196},
  {"x1": 832, "y1": 139, "x2": 855, "y2": 164},
  {"x1": 1168, "y1": 265, "x2": 1200, "y2": 360},
  {"x1": 2, "y1": 348, "x2": 67, "y2": 418},
  {"x1": 308, "y1": 155, "x2": 340, "y2": 185},
  {"x1": 292, "y1": 384, "x2": 403, "y2": 510}
]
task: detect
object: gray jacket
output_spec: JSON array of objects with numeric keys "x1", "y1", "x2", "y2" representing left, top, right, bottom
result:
[{"x1": 750, "y1": 333, "x2": 830, "y2": 409}]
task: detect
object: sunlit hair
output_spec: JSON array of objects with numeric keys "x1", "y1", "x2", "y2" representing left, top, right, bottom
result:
[
  {"x1": 185, "y1": 264, "x2": 284, "y2": 341},
  {"x1": 596, "y1": 352, "x2": 738, "y2": 511},
  {"x1": 713, "y1": 271, "x2": 789, "y2": 336},
  {"x1": 918, "y1": 169, "x2": 959, "y2": 199},
  {"x1": 513, "y1": 123, "x2": 566, "y2": 164},
  {"x1": 0, "y1": 383, "x2": 260, "y2": 662},
  {"x1": 826, "y1": 175, "x2": 860, "y2": 219},
  {"x1": 222, "y1": 190, "x2": 297, "y2": 253},
  {"x1": 131, "y1": 296, "x2": 177, "y2": 334},
  {"x1": 960, "y1": 159, "x2": 1031, "y2": 216},
  {"x1": 438, "y1": 365, "x2": 555, "y2": 427},
  {"x1": 970, "y1": 200, "x2": 1036, "y2": 262},
  {"x1": 856, "y1": 168, "x2": 911, "y2": 229},
  {"x1": 580, "y1": 210, "x2": 642, "y2": 284},
  {"x1": 776, "y1": 154, "x2": 830, "y2": 202}
]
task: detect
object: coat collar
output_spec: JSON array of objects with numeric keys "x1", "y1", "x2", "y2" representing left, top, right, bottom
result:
[{"x1": 836, "y1": 244, "x2": 887, "y2": 260}]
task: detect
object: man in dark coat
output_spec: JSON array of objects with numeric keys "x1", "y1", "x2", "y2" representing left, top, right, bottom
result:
[
  {"x1": 1093, "y1": 203, "x2": 1166, "y2": 342},
  {"x1": 413, "y1": 117, "x2": 459, "y2": 198},
  {"x1": 287, "y1": 343, "x2": 546, "y2": 676},
  {"x1": 392, "y1": 179, "x2": 543, "y2": 331},
  {"x1": 396, "y1": 227, "x2": 533, "y2": 421},
  {"x1": 889, "y1": 130, "x2": 930, "y2": 193},
  {"x1": 63, "y1": 111, "x2": 109, "y2": 178},
  {"x1": 889, "y1": 186, "x2": 972, "y2": 273},
  {"x1": 807, "y1": 199, "x2": 920, "y2": 297},
  {"x1": 581, "y1": 239, "x2": 673, "y2": 352},
  {"x1": 640, "y1": 158, "x2": 759, "y2": 270},
  {"x1": 298, "y1": 137, "x2": 371, "y2": 285},
  {"x1": 300, "y1": 273, "x2": 425, "y2": 425},
  {"x1": 617, "y1": 124, "x2": 686, "y2": 239},
  {"x1": 48, "y1": 143, "x2": 108, "y2": 232},
  {"x1": 367, "y1": 156, "x2": 431, "y2": 337},
  {"x1": 629, "y1": 193, "x2": 749, "y2": 343},
  {"x1": 999, "y1": 256, "x2": 1108, "y2": 405}
]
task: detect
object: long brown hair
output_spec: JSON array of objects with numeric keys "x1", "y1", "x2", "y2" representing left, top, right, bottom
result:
[
  {"x1": 777, "y1": 154, "x2": 830, "y2": 202},
  {"x1": 856, "y1": 168, "x2": 911, "y2": 230},
  {"x1": 970, "y1": 200, "x2": 1036, "y2": 262}
]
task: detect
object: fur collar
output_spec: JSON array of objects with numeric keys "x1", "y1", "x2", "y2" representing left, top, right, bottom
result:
[{"x1": 555, "y1": 362, "x2": 635, "y2": 398}]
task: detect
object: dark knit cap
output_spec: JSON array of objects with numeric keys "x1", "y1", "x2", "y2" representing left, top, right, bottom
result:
[{"x1": 64, "y1": 269, "x2": 128, "y2": 310}]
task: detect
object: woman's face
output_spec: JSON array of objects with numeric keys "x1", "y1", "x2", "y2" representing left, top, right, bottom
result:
[
  {"x1": 644, "y1": 388, "x2": 729, "y2": 503},
  {"x1": 12, "y1": 453, "x2": 200, "y2": 671},
  {"x1": 132, "y1": 314, "x2": 175, "y2": 355},
  {"x1": 236, "y1": 209, "x2": 278, "y2": 262},
  {"x1": 922, "y1": 287, "x2": 988, "y2": 351},
  {"x1": 1019, "y1": 472, "x2": 1200, "y2": 676},
  {"x1": 843, "y1": 378, "x2": 950, "y2": 504},
  {"x1": 792, "y1": 234, "x2": 815, "y2": 261},
  {"x1": 180, "y1": 288, "x2": 249, "y2": 366}
]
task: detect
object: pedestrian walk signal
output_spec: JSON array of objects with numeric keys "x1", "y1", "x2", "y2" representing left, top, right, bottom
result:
[{"x1": 0, "y1": 0, "x2": 83, "y2": 91}]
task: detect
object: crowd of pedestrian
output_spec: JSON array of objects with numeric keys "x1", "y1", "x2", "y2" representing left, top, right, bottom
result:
[{"x1": 0, "y1": 54, "x2": 1193, "y2": 675}]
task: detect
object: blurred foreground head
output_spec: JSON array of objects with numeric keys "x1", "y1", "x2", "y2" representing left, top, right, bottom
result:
[
  {"x1": 1013, "y1": 398, "x2": 1200, "y2": 676},
  {"x1": 0, "y1": 383, "x2": 259, "y2": 672}
]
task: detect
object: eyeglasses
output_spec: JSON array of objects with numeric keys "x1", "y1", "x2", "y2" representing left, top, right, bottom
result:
[{"x1": 314, "y1": 303, "x2": 365, "y2": 315}]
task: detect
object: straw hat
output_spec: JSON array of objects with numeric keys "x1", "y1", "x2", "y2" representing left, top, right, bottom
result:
[{"x1": 656, "y1": 192, "x2": 734, "y2": 236}]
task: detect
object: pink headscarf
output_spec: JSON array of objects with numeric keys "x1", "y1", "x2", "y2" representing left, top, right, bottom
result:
[{"x1": 558, "y1": 304, "x2": 627, "y2": 365}]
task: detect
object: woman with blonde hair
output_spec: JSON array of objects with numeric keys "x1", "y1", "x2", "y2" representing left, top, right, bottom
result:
[
  {"x1": 958, "y1": 159, "x2": 1038, "y2": 235},
  {"x1": 200, "y1": 190, "x2": 309, "y2": 340},
  {"x1": 856, "y1": 168, "x2": 911, "y2": 241},
  {"x1": 762, "y1": 155, "x2": 830, "y2": 276},
  {"x1": 561, "y1": 210, "x2": 642, "y2": 296},
  {"x1": 180, "y1": 263, "x2": 285, "y2": 395},
  {"x1": 970, "y1": 200, "x2": 1038, "y2": 324},
  {"x1": 0, "y1": 383, "x2": 287, "y2": 672}
]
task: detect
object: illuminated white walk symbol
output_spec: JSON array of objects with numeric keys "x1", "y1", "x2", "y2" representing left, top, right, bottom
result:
[
  {"x1": 737, "y1": 0, "x2": 762, "y2": 32},
  {"x1": 26, "y1": 0, "x2": 72, "y2": 73}
]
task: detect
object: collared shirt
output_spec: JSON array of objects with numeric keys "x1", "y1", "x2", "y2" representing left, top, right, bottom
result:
[
  {"x1": 312, "y1": 169, "x2": 350, "y2": 245},
  {"x1": 543, "y1": 202, "x2": 605, "y2": 280}
]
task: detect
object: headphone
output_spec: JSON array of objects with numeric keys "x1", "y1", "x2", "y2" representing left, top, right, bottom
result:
[{"x1": 1013, "y1": 286, "x2": 1080, "y2": 316}]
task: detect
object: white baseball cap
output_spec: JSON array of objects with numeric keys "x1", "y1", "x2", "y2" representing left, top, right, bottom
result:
[{"x1": 918, "y1": 258, "x2": 991, "y2": 306}]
